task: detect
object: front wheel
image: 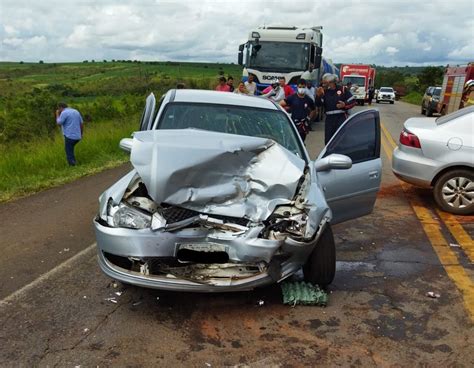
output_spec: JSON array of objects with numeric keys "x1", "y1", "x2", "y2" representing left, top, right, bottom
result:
[
  {"x1": 303, "y1": 225, "x2": 336, "y2": 287},
  {"x1": 376, "y1": 99, "x2": 380, "y2": 103},
  {"x1": 390, "y1": 101, "x2": 394, "y2": 104},
  {"x1": 433, "y1": 169, "x2": 474, "y2": 215}
]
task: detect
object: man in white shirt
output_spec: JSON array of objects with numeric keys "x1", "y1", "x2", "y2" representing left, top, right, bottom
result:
[{"x1": 245, "y1": 74, "x2": 257, "y2": 95}]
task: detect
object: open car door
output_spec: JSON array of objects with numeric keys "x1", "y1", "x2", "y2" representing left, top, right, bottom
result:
[
  {"x1": 138, "y1": 93, "x2": 156, "y2": 131},
  {"x1": 315, "y1": 109, "x2": 382, "y2": 224}
]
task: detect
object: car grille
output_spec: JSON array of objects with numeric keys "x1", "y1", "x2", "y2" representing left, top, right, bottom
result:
[{"x1": 161, "y1": 205, "x2": 249, "y2": 226}]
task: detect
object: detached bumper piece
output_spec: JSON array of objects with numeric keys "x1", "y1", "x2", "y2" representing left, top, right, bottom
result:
[{"x1": 281, "y1": 281, "x2": 328, "y2": 306}]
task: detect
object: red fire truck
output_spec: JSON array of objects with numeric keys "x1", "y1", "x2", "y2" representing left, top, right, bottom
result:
[
  {"x1": 340, "y1": 64, "x2": 376, "y2": 105},
  {"x1": 438, "y1": 63, "x2": 474, "y2": 114}
]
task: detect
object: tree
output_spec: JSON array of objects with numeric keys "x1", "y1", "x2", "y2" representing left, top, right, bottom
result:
[{"x1": 417, "y1": 66, "x2": 444, "y2": 92}]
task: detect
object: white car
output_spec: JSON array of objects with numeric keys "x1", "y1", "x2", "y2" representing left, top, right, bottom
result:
[
  {"x1": 392, "y1": 106, "x2": 474, "y2": 215},
  {"x1": 377, "y1": 87, "x2": 395, "y2": 104}
]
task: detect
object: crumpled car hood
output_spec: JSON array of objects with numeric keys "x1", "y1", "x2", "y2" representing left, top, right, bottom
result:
[{"x1": 129, "y1": 129, "x2": 306, "y2": 222}]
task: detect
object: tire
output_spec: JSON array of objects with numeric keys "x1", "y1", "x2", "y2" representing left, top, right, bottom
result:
[
  {"x1": 303, "y1": 225, "x2": 336, "y2": 287},
  {"x1": 390, "y1": 101, "x2": 394, "y2": 104},
  {"x1": 421, "y1": 104, "x2": 426, "y2": 115},
  {"x1": 433, "y1": 169, "x2": 474, "y2": 215},
  {"x1": 376, "y1": 99, "x2": 380, "y2": 103},
  {"x1": 426, "y1": 106, "x2": 433, "y2": 116}
]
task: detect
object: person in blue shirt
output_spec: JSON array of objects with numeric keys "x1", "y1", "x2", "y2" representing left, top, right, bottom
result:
[
  {"x1": 280, "y1": 79, "x2": 316, "y2": 142},
  {"x1": 55, "y1": 102, "x2": 83, "y2": 166}
]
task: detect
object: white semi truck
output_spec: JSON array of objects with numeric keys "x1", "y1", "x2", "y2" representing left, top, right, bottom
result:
[{"x1": 237, "y1": 26, "x2": 338, "y2": 93}]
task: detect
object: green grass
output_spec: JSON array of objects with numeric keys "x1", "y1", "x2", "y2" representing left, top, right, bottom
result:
[
  {"x1": 0, "y1": 118, "x2": 138, "y2": 202},
  {"x1": 0, "y1": 60, "x2": 244, "y2": 202},
  {"x1": 402, "y1": 91, "x2": 423, "y2": 105}
]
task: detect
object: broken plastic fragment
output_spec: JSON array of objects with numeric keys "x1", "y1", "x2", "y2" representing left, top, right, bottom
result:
[
  {"x1": 257, "y1": 300, "x2": 265, "y2": 306},
  {"x1": 114, "y1": 291, "x2": 123, "y2": 297},
  {"x1": 449, "y1": 243, "x2": 460, "y2": 248},
  {"x1": 105, "y1": 297, "x2": 118, "y2": 304},
  {"x1": 281, "y1": 281, "x2": 328, "y2": 306},
  {"x1": 83, "y1": 328, "x2": 90, "y2": 333},
  {"x1": 426, "y1": 291, "x2": 441, "y2": 299}
]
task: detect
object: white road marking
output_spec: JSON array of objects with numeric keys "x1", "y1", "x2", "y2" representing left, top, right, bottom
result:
[{"x1": 0, "y1": 243, "x2": 97, "y2": 307}]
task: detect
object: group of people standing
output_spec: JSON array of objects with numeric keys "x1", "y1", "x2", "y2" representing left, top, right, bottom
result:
[{"x1": 216, "y1": 72, "x2": 356, "y2": 143}]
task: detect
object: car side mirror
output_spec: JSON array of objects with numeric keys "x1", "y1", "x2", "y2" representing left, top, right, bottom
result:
[
  {"x1": 315, "y1": 154, "x2": 352, "y2": 172},
  {"x1": 119, "y1": 138, "x2": 133, "y2": 153}
]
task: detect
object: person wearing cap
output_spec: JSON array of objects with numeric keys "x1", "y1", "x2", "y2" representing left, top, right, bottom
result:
[
  {"x1": 260, "y1": 79, "x2": 285, "y2": 103},
  {"x1": 316, "y1": 73, "x2": 356, "y2": 144},
  {"x1": 461, "y1": 79, "x2": 474, "y2": 108}
]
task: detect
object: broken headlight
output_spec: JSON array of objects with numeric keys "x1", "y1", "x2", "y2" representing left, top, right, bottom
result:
[{"x1": 111, "y1": 204, "x2": 151, "y2": 229}]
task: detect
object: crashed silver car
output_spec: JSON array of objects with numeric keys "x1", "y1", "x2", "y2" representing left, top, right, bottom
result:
[{"x1": 94, "y1": 90, "x2": 381, "y2": 292}]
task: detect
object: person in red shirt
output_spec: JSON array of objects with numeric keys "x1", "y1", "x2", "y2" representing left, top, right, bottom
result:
[
  {"x1": 279, "y1": 76, "x2": 295, "y2": 98},
  {"x1": 215, "y1": 76, "x2": 231, "y2": 92}
]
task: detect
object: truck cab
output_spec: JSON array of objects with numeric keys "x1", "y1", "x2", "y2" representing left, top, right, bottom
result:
[{"x1": 237, "y1": 26, "x2": 325, "y2": 93}]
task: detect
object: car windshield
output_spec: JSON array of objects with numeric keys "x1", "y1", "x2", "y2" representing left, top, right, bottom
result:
[
  {"x1": 157, "y1": 102, "x2": 305, "y2": 158},
  {"x1": 247, "y1": 41, "x2": 310, "y2": 72},
  {"x1": 343, "y1": 76, "x2": 365, "y2": 87},
  {"x1": 433, "y1": 88, "x2": 441, "y2": 96},
  {"x1": 380, "y1": 88, "x2": 393, "y2": 92}
]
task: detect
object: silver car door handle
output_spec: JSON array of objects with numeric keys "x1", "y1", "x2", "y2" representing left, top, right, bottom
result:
[{"x1": 369, "y1": 170, "x2": 379, "y2": 179}]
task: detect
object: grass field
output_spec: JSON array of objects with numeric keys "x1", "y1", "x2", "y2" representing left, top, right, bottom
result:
[
  {"x1": 402, "y1": 91, "x2": 423, "y2": 105},
  {"x1": 0, "y1": 61, "x2": 242, "y2": 202}
]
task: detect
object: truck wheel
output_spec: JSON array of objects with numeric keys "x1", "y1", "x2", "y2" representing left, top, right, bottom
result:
[
  {"x1": 433, "y1": 169, "x2": 474, "y2": 215},
  {"x1": 303, "y1": 225, "x2": 336, "y2": 287}
]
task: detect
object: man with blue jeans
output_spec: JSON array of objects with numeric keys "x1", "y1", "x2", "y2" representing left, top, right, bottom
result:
[{"x1": 56, "y1": 102, "x2": 83, "y2": 166}]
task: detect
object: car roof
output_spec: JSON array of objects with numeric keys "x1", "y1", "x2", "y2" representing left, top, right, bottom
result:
[{"x1": 171, "y1": 89, "x2": 279, "y2": 110}]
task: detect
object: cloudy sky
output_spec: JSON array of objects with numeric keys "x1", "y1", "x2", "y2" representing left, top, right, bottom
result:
[{"x1": 0, "y1": 0, "x2": 473, "y2": 66}]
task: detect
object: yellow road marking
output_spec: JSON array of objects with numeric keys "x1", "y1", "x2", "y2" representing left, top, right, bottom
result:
[
  {"x1": 381, "y1": 123, "x2": 474, "y2": 320},
  {"x1": 436, "y1": 209, "x2": 474, "y2": 263}
]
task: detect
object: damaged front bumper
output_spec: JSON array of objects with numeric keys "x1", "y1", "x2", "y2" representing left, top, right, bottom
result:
[{"x1": 93, "y1": 217, "x2": 328, "y2": 292}]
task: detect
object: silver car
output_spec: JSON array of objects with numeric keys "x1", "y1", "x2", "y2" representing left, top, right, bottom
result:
[
  {"x1": 392, "y1": 106, "x2": 474, "y2": 215},
  {"x1": 94, "y1": 90, "x2": 381, "y2": 292}
]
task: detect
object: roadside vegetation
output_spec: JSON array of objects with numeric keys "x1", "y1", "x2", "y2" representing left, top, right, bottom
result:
[
  {"x1": 0, "y1": 60, "x2": 444, "y2": 201},
  {"x1": 371, "y1": 65, "x2": 444, "y2": 105},
  {"x1": 0, "y1": 61, "x2": 241, "y2": 202}
]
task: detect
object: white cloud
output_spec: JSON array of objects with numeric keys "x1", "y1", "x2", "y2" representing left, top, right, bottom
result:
[
  {"x1": 0, "y1": 0, "x2": 473, "y2": 65},
  {"x1": 386, "y1": 47, "x2": 399, "y2": 55}
]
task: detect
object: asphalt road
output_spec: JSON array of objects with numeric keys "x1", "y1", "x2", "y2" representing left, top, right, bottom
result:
[{"x1": 1, "y1": 101, "x2": 473, "y2": 367}]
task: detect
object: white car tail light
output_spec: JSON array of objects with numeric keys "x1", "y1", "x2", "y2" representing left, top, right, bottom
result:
[{"x1": 400, "y1": 129, "x2": 421, "y2": 149}]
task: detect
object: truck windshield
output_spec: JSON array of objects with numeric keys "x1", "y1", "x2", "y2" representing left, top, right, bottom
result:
[
  {"x1": 343, "y1": 76, "x2": 366, "y2": 87},
  {"x1": 247, "y1": 41, "x2": 310, "y2": 72},
  {"x1": 157, "y1": 102, "x2": 305, "y2": 158}
]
